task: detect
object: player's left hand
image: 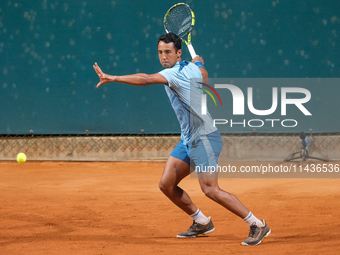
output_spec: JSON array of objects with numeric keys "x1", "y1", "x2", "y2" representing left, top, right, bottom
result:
[
  {"x1": 93, "y1": 62, "x2": 112, "y2": 88},
  {"x1": 191, "y1": 55, "x2": 204, "y2": 65}
]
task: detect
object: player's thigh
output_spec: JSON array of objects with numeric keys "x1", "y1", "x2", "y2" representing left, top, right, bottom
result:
[
  {"x1": 191, "y1": 131, "x2": 222, "y2": 192},
  {"x1": 160, "y1": 156, "x2": 191, "y2": 187}
]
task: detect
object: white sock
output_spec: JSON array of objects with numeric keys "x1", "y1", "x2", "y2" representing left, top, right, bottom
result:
[
  {"x1": 243, "y1": 211, "x2": 264, "y2": 227},
  {"x1": 190, "y1": 209, "x2": 209, "y2": 224}
]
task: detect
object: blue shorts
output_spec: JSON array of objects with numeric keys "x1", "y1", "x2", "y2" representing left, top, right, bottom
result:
[{"x1": 170, "y1": 130, "x2": 223, "y2": 172}]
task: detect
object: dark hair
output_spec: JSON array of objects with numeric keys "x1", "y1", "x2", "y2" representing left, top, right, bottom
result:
[
  {"x1": 158, "y1": 32, "x2": 181, "y2": 51},
  {"x1": 299, "y1": 131, "x2": 306, "y2": 140}
]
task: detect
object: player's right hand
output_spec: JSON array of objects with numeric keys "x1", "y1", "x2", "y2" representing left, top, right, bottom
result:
[{"x1": 191, "y1": 55, "x2": 204, "y2": 65}]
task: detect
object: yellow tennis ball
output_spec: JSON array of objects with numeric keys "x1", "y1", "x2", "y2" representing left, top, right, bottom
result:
[{"x1": 17, "y1": 153, "x2": 27, "y2": 163}]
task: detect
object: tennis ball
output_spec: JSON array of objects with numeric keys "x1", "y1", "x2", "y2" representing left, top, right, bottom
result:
[{"x1": 16, "y1": 153, "x2": 27, "y2": 163}]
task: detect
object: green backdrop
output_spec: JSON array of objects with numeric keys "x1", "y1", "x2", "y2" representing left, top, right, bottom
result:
[{"x1": 0, "y1": 0, "x2": 339, "y2": 134}]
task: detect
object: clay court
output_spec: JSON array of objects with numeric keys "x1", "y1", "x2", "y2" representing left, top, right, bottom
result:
[{"x1": 1, "y1": 161, "x2": 340, "y2": 254}]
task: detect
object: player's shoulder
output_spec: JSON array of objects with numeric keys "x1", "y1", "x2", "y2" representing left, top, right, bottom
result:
[
  {"x1": 163, "y1": 61, "x2": 190, "y2": 73},
  {"x1": 177, "y1": 61, "x2": 200, "y2": 72},
  {"x1": 160, "y1": 61, "x2": 199, "y2": 78}
]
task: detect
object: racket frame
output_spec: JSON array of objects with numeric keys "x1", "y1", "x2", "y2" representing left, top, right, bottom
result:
[{"x1": 164, "y1": 3, "x2": 197, "y2": 59}]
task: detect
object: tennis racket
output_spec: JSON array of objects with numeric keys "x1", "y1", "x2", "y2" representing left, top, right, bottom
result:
[{"x1": 164, "y1": 3, "x2": 197, "y2": 59}]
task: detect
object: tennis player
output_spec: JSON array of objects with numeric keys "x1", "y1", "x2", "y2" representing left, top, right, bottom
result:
[{"x1": 93, "y1": 32, "x2": 270, "y2": 246}]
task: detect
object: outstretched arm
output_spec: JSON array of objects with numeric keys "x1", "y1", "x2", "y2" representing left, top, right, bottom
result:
[
  {"x1": 93, "y1": 62, "x2": 168, "y2": 88},
  {"x1": 191, "y1": 56, "x2": 208, "y2": 79}
]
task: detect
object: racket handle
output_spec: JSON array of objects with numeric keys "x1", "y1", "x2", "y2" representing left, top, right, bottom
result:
[{"x1": 187, "y1": 44, "x2": 197, "y2": 59}]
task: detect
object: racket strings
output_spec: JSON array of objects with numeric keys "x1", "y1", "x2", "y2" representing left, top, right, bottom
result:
[{"x1": 166, "y1": 6, "x2": 193, "y2": 37}]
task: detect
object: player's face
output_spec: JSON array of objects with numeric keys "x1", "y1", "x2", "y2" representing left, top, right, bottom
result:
[{"x1": 158, "y1": 41, "x2": 181, "y2": 69}]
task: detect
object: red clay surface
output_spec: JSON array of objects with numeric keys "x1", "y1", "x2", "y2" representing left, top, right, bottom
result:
[{"x1": 1, "y1": 161, "x2": 340, "y2": 254}]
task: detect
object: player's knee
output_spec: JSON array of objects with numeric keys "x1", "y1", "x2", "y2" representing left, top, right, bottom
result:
[
  {"x1": 158, "y1": 180, "x2": 166, "y2": 192},
  {"x1": 201, "y1": 185, "x2": 219, "y2": 200},
  {"x1": 158, "y1": 180, "x2": 171, "y2": 195}
]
